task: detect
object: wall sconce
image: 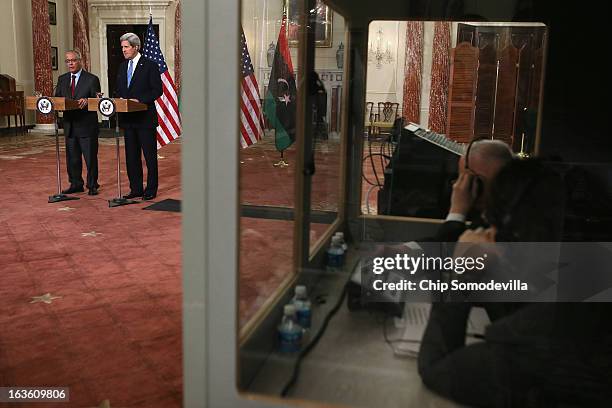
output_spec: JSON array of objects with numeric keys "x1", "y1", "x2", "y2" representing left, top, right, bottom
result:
[{"x1": 368, "y1": 28, "x2": 393, "y2": 69}]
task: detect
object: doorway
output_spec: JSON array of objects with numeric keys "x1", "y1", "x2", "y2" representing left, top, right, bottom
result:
[{"x1": 106, "y1": 24, "x2": 160, "y2": 97}]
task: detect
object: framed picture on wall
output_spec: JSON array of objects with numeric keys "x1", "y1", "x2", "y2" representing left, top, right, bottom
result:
[
  {"x1": 51, "y1": 46, "x2": 58, "y2": 70},
  {"x1": 48, "y1": 1, "x2": 57, "y2": 25},
  {"x1": 285, "y1": 0, "x2": 332, "y2": 47}
]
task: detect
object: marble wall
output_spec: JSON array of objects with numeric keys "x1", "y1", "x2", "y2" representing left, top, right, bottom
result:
[
  {"x1": 31, "y1": 0, "x2": 54, "y2": 124},
  {"x1": 73, "y1": 0, "x2": 90, "y2": 71}
]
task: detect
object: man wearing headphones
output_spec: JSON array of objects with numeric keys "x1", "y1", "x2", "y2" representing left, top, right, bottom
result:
[
  {"x1": 417, "y1": 159, "x2": 587, "y2": 408},
  {"x1": 434, "y1": 139, "x2": 514, "y2": 242}
]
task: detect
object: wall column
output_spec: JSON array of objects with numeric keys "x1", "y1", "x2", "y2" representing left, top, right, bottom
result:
[
  {"x1": 174, "y1": 0, "x2": 181, "y2": 98},
  {"x1": 30, "y1": 0, "x2": 55, "y2": 132},
  {"x1": 428, "y1": 22, "x2": 451, "y2": 133},
  {"x1": 73, "y1": 0, "x2": 91, "y2": 71},
  {"x1": 402, "y1": 21, "x2": 423, "y2": 123}
]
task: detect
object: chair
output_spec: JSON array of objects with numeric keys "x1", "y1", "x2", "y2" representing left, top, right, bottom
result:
[
  {"x1": 372, "y1": 102, "x2": 399, "y2": 136},
  {"x1": 0, "y1": 91, "x2": 26, "y2": 134},
  {"x1": 364, "y1": 101, "x2": 375, "y2": 139}
]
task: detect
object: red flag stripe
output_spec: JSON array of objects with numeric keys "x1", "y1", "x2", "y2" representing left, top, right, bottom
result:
[
  {"x1": 159, "y1": 81, "x2": 181, "y2": 129},
  {"x1": 278, "y1": 15, "x2": 294, "y2": 73},
  {"x1": 161, "y1": 74, "x2": 181, "y2": 119},
  {"x1": 240, "y1": 101, "x2": 260, "y2": 145},
  {"x1": 239, "y1": 27, "x2": 263, "y2": 148},
  {"x1": 156, "y1": 97, "x2": 181, "y2": 136},
  {"x1": 241, "y1": 86, "x2": 262, "y2": 136},
  {"x1": 242, "y1": 76, "x2": 263, "y2": 128},
  {"x1": 156, "y1": 112, "x2": 175, "y2": 144},
  {"x1": 240, "y1": 117, "x2": 257, "y2": 147},
  {"x1": 155, "y1": 100, "x2": 180, "y2": 139},
  {"x1": 241, "y1": 106, "x2": 262, "y2": 146}
]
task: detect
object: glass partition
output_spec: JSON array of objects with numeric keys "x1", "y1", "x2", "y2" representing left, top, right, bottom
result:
[
  {"x1": 309, "y1": 6, "x2": 346, "y2": 254},
  {"x1": 361, "y1": 21, "x2": 547, "y2": 219},
  {"x1": 186, "y1": 0, "x2": 612, "y2": 404},
  {"x1": 239, "y1": 0, "x2": 303, "y2": 332}
]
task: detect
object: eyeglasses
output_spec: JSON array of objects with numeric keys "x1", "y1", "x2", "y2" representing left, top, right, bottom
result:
[{"x1": 65, "y1": 59, "x2": 80, "y2": 63}]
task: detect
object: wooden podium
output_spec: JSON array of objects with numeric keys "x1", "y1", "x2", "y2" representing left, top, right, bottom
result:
[
  {"x1": 26, "y1": 96, "x2": 80, "y2": 112},
  {"x1": 26, "y1": 95, "x2": 81, "y2": 203},
  {"x1": 87, "y1": 97, "x2": 146, "y2": 207},
  {"x1": 87, "y1": 97, "x2": 146, "y2": 113}
]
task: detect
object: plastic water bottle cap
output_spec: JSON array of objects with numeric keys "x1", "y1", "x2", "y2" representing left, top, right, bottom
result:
[
  {"x1": 284, "y1": 304, "x2": 296, "y2": 315},
  {"x1": 295, "y1": 285, "x2": 307, "y2": 297}
]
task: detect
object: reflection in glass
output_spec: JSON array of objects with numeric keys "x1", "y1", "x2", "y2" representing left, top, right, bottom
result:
[
  {"x1": 309, "y1": 11, "x2": 346, "y2": 253},
  {"x1": 239, "y1": 2, "x2": 302, "y2": 331},
  {"x1": 362, "y1": 21, "x2": 547, "y2": 218}
]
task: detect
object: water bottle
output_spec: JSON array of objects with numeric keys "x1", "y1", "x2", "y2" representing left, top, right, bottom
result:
[
  {"x1": 293, "y1": 285, "x2": 312, "y2": 329},
  {"x1": 278, "y1": 304, "x2": 302, "y2": 353},
  {"x1": 326, "y1": 236, "x2": 345, "y2": 271}
]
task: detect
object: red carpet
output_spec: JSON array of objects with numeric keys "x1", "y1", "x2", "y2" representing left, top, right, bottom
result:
[
  {"x1": 0, "y1": 135, "x2": 182, "y2": 407},
  {"x1": 0, "y1": 133, "x2": 375, "y2": 406},
  {"x1": 238, "y1": 138, "x2": 343, "y2": 326}
]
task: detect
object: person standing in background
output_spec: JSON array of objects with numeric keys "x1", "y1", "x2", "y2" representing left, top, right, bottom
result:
[
  {"x1": 55, "y1": 49, "x2": 101, "y2": 195},
  {"x1": 115, "y1": 32, "x2": 163, "y2": 200}
]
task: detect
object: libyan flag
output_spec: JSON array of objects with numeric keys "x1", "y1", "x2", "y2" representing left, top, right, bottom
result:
[{"x1": 264, "y1": 14, "x2": 297, "y2": 152}]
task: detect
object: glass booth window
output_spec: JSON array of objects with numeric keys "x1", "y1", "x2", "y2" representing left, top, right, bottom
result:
[
  {"x1": 239, "y1": 0, "x2": 347, "y2": 334},
  {"x1": 239, "y1": 2, "x2": 300, "y2": 332},
  {"x1": 362, "y1": 21, "x2": 547, "y2": 219},
  {"x1": 309, "y1": 5, "x2": 346, "y2": 255}
]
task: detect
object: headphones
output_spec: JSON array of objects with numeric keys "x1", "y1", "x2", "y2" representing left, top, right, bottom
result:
[{"x1": 484, "y1": 165, "x2": 541, "y2": 240}]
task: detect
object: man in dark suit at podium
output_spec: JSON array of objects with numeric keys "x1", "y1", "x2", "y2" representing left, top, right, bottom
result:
[
  {"x1": 115, "y1": 32, "x2": 163, "y2": 200},
  {"x1": 55, "y1": 49, "x2": 101, "y2": 195}
]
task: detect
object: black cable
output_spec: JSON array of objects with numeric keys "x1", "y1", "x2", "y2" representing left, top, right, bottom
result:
[
  {"x1": 379, "y1": 140, "x2": 386, "y2": 179},
  {"x1": 385, "y1": 131, "x2": 401, "y2": 215},
  {"x1": 362, "y1": 153, "x2": 391, "y2": 186},
  {"x1": 280, "y1": 261, "x2": 359, "y2": 398},
  {"x1": 368, "y1": 137, "x2": 382, "y2": 186}
]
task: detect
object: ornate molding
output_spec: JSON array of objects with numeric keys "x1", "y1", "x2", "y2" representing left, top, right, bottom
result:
[{"x1": 89, "y1": 0, "x2": 172, "y2": 10}]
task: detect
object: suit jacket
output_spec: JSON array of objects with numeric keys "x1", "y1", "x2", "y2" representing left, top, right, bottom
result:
[
  {"x1": 54, "y1": 70, "x2": 101, "y2": 137},
  {"x1": 115, "y1": 56, "x2": 163, "y2": 129}
]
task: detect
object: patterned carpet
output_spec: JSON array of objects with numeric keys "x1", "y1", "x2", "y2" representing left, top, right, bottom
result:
[
  {"x1": 0, "y1": 133, "x2": 182, "y2": 407},
  {"x1": 0, "y1": 131, "x2": 376, "y2": 406}
]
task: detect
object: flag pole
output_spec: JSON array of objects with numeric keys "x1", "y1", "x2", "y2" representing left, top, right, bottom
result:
[
  {"x1": 151, "y1": 4, "x2": 158, "y2": 160},
  {"x1": 273, "y1": 150, "x2": 289, "y2": 168}
]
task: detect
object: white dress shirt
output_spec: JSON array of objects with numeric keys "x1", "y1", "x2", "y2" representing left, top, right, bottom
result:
[{"x1": 129, "y1": 53, "x2": 142, "y2": 76}]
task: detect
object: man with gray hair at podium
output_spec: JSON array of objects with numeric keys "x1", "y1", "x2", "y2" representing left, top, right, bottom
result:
[
  {"x1": 54, "y1": 49, "x2": 101, "y2": 196},
  {"x1": 115, "y1": 32, "x2": 163, "y2": 201}
]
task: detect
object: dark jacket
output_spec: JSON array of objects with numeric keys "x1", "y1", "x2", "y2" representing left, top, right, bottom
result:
[
  {"x1": 115, "y1": 56, "x2": 163, "y2": 129},
  {"x1": 54, "y1": 70, "x2": 100, "y2": 137}
]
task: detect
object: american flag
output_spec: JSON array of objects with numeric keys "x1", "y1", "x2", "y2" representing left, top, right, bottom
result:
[
  {"x1": 142, "y1": 16, "x2": 182, "y2": 149},
  {"x1": 240, "y1": 28, "x2": 264, "y2": 148}
]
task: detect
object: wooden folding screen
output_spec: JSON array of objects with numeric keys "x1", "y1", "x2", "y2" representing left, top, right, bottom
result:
[
  {"x1": 446, "y1": 42, "x2": 478, "y2": 143},
  {"x1": 446, "y1": 24, "x2": 546, "y2": 151},
  {"x1": 493, "y1": 44, "x2": 520, "y2": 145},
  {"x1": 474, "y1": 33, "x2": 498, "y2": 140}
]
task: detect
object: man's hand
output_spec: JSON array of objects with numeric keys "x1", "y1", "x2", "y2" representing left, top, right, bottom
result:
[
  {"x1": 458, "y1": 226, "x2": 496, "y2": 244},
  {"x1": 449, "y1": 173, "x2": 479, "y2": 216},
  {"x1": 455, "y1": 227, "x2": 500, "y2": 269},
  {"x1": 78, "y1": 98, "x2": 88, "y2": 109}
]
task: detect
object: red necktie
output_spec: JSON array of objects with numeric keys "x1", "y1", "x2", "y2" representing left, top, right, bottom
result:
[{"x1": 71, "y1": 74, "x2": 76, "y2": 97}]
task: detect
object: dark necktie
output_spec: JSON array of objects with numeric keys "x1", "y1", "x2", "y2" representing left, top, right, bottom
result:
[{"x1": 71, "y1": 74, "x2": 76, "y2": 97}]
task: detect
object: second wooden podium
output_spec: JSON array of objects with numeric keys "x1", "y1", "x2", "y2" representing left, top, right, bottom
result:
[
  {"x1": 88, "y1": 97, "x2": 147, "y2": 207},
  {"x1": 25, "y1": 95, "x2": 81, "y2": 203}
]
